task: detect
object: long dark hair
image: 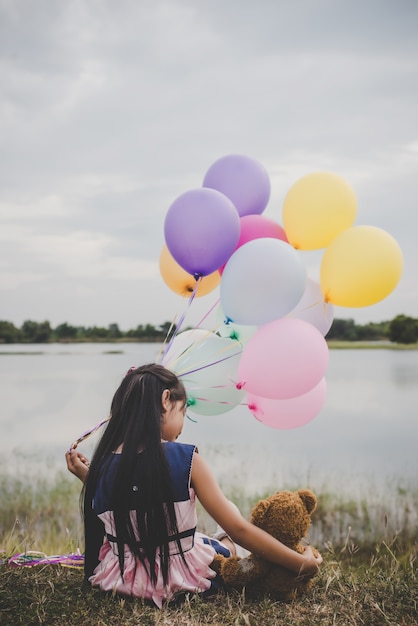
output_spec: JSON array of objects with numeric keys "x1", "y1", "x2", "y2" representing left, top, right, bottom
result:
[{"x1": 83, "y1": 363, "x2": 187, "y2": 586}]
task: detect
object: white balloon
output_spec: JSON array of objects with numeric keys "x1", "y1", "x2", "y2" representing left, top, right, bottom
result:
[
  {"x1": 162, "y1": 329, "x2": 245, "y2": 415},
  {"x1": 287, "y1": 278, "x2": 334, "y2": 336},
  {"x1": 220, "y1": 238, "x2": 307, "y2": 326}
]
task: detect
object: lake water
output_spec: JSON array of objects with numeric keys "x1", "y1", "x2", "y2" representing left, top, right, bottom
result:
[{"x1": 0, "y1": 343, "x2": 417, "y2": 498}]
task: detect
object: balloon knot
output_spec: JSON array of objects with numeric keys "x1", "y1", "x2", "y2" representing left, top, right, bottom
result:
[
  {"x1": 193, "y1": 273, "x2": 202, "y2": 281},
  {"x1": 236, "y1": 381, "x2": 245, "y2": 390},
  {"x1": 230, "y1": 330, "x2": 239, "y2": 341},
  {"x1": 224, "y1": 316, "x2": 232, "y2": 325},
  {"x1": 247, "y1": 403, "x2": 256, "y2": 411},
  {"x1": 186, "y1": 397, "x2": 196, "y2": 407}
]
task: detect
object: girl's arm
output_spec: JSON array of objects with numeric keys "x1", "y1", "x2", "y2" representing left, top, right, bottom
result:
[
  {"x1": 65, "y1": 448, "x2": 90, "y2": 484},
  {"x1": 191, "y1": 452, "x2": 322, "y2": 576}
]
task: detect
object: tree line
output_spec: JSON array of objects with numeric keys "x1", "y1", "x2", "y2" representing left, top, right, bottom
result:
[{"x1": 0, "y1": 315, "x2": 417, "y2": 344}]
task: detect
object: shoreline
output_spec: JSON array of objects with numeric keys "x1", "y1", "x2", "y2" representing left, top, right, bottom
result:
[{"x1": 1, "y1": 339, "x2": 418, "y2": 350}]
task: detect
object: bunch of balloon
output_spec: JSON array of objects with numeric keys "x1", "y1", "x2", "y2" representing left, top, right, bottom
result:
[{"x1": 161, "y1": 158, "x2": 404, "y2": 428}]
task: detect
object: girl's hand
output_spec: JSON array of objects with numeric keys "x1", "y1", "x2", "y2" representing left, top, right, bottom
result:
[
  {"x1": 298, "y1": 545, "x2": 323, "y2": 577},
  {"x1": 65, "y1": 448, "x2": 90, "y2": 484}
]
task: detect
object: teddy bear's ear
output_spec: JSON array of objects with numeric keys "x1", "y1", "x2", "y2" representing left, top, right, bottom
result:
[
  {"x1": 297, "y1": 489, "x2": 317, "y2": 514},
  {"x1": 250, "y1": 498, "x2": 271, "y2": 525}
]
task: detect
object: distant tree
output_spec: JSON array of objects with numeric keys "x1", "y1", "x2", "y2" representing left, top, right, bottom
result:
[
  {"x1": 84, "y1": 326, "x2": 109, "y2": 340},
  {"x1": 326, "y1": 318, "x2": 359, "y2": 341},
  {"x1": 21, "y1": 320, "x2": 52, "y2": 343},
  {"x1": 54, "y1": 322, "x2": 79, "y2": 341},
  {"x1": 143, "y1": 323, "x2": 159, "y2": 338},
  {"x1": 355, "y1": 321, "x2": 388, "y2": 341},
  {"x1": 388, "y1": 315, "x2": 418, "y2": 344},
  {"x1": 108, "y1": 323, "x2": 122, "y2": 339},
  {"x1": 126, "y1": 324, "x2": 146, "y2": 338},
  {"x1": 0, "y1": 321, "x2": 21, "y2": 343},
  {"x1": 125, "y1": 323, "x2": 164, "y2": 340}
]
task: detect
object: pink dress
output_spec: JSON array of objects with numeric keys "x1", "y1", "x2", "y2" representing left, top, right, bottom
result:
[{"x1": 88, "y1": 442, "x2": 223, "y2": 607}]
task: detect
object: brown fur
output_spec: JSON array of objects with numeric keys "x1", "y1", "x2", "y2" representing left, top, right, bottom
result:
[{"x1": 211, "y1": 489, "x2": 319, "y2": 601}]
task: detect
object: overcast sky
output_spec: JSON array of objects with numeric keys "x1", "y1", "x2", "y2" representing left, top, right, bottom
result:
[{"x1": 1, "y1": 0, "x2": 417, "y2": 331}]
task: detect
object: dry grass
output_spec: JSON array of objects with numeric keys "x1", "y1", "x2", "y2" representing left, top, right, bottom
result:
[{"x1": 0, "y1": 538, "x2": 417, "y2": 625}]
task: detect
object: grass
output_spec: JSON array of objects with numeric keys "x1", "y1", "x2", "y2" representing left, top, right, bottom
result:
[
  {"x1": 0, "y1": 472, "x2": 417, "y2": 625},
  {"x1": 1, "y1": 540, "x2": 416, "y2": 625},
  {"x1": 326, "y1": 340, "x2": 418, "y2": 350}
]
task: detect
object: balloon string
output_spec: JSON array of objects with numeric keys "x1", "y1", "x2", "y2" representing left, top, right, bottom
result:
[
  {"x1": 189, "y1": 396, "x2": 240, "y2": 406},
  {"x1": 287, "y1": 297, "x2": 328, "y2": 317},
  {"x1": 7, "y1": 550, "x2": 84, "y2": 568},
  {"x1": 193, "y1": 297, "x2": 220, "y2": 329},
  {"x1": 156, "y1": 317, "x2": 178, "y2": 363},
  {"x1": 166, "y1": 331, "x2": 242, "y2": 375},
  {"x1": 176, "y1": 349, "x2": 242, "y2": 378},
  {"x1": 162, "y1": 326, "x2": 215, "y2": 367},
  {"x1": 69, "y1": 416, "x2": 110, "y2": 450},
  {"x1": 187, "y1": 382, "x2": 239, "y2": 390},
  {"x1": 158, "y1": 279, "x2": 201, "y2": 363}
]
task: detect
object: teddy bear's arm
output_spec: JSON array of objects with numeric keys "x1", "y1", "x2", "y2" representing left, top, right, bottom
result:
[{"x1": 220, "y1": 555, "x2": 271, "y2": 586}]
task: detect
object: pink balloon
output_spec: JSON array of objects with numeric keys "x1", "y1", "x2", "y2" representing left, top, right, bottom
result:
[
  {"x1": 237, "y1": 318, "x2": 329, "y2": 399},
  {"x1": 203, "y1": 154, "x2": 271, "y2": 217},
  {"x1": 238, "y1": 214, "x2": 288, "y2": 245},
  {"x1": 246, "y1": 378, "x2": 327, "y2": 430},
  {"x1": 219, "y1": 215, "x2": 288, "y2": 274}
]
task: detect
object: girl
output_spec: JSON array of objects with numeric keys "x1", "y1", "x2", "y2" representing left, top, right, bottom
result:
[{"x1": 66, "y1": 363, "x2": 322, "y2": 607}]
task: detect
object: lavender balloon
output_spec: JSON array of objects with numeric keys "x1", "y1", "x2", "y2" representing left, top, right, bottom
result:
[
  {"x1": 203, "y1": 154, "x2": 271, "y2": 217},
  {"x1": 164, "y1": 187, "x2": 240, "y2": 276}
]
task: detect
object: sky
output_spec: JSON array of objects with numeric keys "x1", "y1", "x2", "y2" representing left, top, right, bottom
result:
[{"x1": 1, "y1": 0, "x2": 417, "y2": 331}]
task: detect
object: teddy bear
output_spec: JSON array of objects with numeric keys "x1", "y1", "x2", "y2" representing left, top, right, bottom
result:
[{"x1": 211, "y1": 489, "x2": 319, "y2": 601}]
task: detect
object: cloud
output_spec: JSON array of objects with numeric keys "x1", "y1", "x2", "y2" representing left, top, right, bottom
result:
[{"x1": 0, "y1": 0, "x2": 417, "y2": 328}]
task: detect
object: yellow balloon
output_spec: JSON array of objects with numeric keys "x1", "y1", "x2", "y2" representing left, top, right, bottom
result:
[
  {"x1": 320, "y1": 226, "x2": 403, "y2": 307},
  {"x1": 159, "y1": 245, "x2": 221, "y2": 297},
  {"x1": 282, "y1": 172, "x2": 357, "y2": 250}
]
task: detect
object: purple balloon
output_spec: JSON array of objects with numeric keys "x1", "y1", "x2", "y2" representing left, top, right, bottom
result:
[
  {"x1": 203, "y1": 154, "x2": 271, "y2": 217},
  {"x1": 164, "y1": 188, "x2": 241, "y2": 276}
]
